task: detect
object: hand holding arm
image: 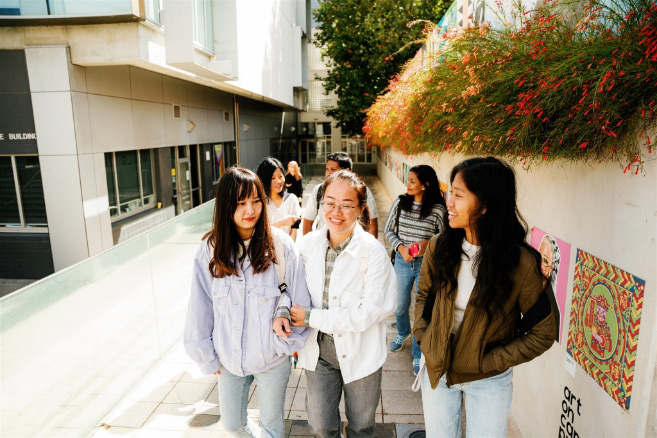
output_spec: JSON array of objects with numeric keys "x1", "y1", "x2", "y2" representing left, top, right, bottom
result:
[
  {"x1": 398, "y1": 245, "x2": 414, "y2": 262},
  {"x1": 274, "y1": 215, "x2": 301, "y2": 228}
]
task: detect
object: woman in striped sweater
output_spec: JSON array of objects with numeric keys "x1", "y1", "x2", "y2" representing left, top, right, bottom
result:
[{"x1": 384, "y1": 165, "x2": 446, "y2": 375}]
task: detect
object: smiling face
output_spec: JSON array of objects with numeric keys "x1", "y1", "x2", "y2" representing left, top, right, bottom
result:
[
  {"x1": 447, "y1": 172, "x2": 483, "y2": 244},
  {"x1": 322, "y1": 180, "x2": 363, "y2": 246},
  {"x1": 325, "y1": 160, "x2": 341, "y2": 177},
  {"x1": 233, "y1": 188, "x2": 263, "y2": 240},
  {"x1": 270, "y1": 167, "x2": 285, "y2": 196},
  {"x1": 406, "y1": 171, "x2": 424, "y2": 198},
  {"x1": 539, "y1": 237, "x2": 554, "y2": 278}
]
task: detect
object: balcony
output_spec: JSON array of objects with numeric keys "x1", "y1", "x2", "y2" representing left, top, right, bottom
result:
[{"x1": 0, "y1": 0, "x2": 161, "y2": 26}]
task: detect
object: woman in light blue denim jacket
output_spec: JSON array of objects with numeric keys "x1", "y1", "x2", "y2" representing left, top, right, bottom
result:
[{"x1": 184, "y1": 167, "x2": 311, "y2": 438}]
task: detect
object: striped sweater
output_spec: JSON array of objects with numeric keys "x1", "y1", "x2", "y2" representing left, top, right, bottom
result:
[{"x1": 384, "y1": 197, "x2": 445, "y2": 252}]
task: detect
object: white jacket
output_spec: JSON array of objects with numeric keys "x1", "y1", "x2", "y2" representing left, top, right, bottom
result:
[{"x1": 296, "y1": 223, "x2": 397, "y2": 383}]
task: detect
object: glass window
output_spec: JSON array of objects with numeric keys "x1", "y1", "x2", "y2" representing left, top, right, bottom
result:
[
  {"x1": 0, "y1": 156, "x2": 20, "y2": 226},
  {"x1": 115, "y1": 150, "x2": 141, "y2": 214},
  {"x1": 193, "y1": 0, "x2": 214, "y2": 51},
  {"x1": 105, "y1": 153, "x2": 118, "y2": 217},
  {"x1": 0, "y1": 155, "x2": 48, "y2": 228},
  {"x1": 144, "y1": 0, "x2": 160, "y2": 23},
  {"x1": 16, "y1": 156, "x2": 46, "y2": 226},
  {"x1": 140, "y1": 150, "x2": 154, "y2": 205},
  {"x1": 104, "y1": 149, "x2": 156, "y2": 220}
]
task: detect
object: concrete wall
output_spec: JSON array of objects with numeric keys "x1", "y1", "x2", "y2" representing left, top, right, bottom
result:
[
  {"x1": 231, "y1": 0, "x2": 303, "y2": 107},
  {"x1": 237, "y1": 96, "x2": 290, "y2": 171},
  {"x1": 377, "y1": 148, "x2": 657, "y2": 436},
  {"x1": 23, "y1": 46, "x2": 236, "y2": 272}
]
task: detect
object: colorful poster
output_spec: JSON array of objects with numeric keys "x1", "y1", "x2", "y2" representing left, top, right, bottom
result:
[
  {"x1": 530, "y1": 228, "x2": 571, "y2": 343},
  {"x1": 566, "y1": 250, "x2": 645, "y2": 410},
  {"x1": 214, "y1": 144, "x2": 224, "y2": 179}
]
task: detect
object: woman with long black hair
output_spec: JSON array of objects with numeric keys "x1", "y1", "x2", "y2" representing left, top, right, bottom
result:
[
  {"x1": 384, "y1": 165, "x2": 445, "y2": 376},
  {"x1": 257, "y1": 157, "x2": 302, "y2": 241},
  {"x1": 414, "y1": 157, "x2": 556, "y2": 437},
  {"x1": 184, "y1": 167, "x2": 311, "y2": 437}
]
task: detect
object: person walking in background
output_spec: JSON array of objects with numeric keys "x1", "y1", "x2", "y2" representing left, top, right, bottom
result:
[
  {"x1": 414, "y1": 157, "x2": 557, "y2": 438},
  {"x1": 384, "y1": 165, "x2": 446, "y2": 376},
  {"x1": 257, "y1": 157, "x2": 302, "y2": 241},
  {"x1": 289, "y1": 170, "x2": 396, "y2": 438},
  {"x1": 184, "y1": 167, "x2": 311, "y2": 438},
  {"x1": 285, "y1": 160, "x2": 303, "y2": 206},
  {"x1": 302, "y1": 152, "x2": 379, "y2": 238}
]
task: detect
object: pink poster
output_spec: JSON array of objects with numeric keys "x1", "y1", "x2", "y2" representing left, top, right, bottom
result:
[{"x1": 530, "y1": 228, "x2": 571, "y2": 343}]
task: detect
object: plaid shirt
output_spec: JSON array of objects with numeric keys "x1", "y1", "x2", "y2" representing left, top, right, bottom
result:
[{"x1": 304, "y1": 232, "x2": 353, "y2": 326}]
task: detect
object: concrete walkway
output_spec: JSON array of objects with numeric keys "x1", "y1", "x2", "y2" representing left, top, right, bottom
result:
[{"x1": 88, "y1": 173, "x2": 521, "y2": 438}]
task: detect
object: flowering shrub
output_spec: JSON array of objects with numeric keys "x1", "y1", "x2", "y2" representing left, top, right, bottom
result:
[{"x1": 364, "y1": 0, "x2": 657, "y2": 169}]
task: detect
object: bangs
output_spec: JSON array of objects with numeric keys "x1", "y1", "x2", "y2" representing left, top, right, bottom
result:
[{"x1": 235, "y1": 177, "x2": 259, "y2": 201}]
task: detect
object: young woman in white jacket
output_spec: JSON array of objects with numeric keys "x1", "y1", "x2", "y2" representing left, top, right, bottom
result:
[{"x1": 288, "y1": 170, "x2": 397, "y2": 438}]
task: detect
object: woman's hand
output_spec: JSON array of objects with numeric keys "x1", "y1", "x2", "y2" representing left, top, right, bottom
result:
[
  {"x1": 273, "y1": 317, "x2": 292, "y2": 338},
  {"x1": 398, "y1": 245, "x2": 414, "y2": 263},
  {"x1": 274, "y1": 215, "x2": 301, "y2": 228},
  {"x1": 290, "y1": 304, "x2": 306, "y2": 327}
]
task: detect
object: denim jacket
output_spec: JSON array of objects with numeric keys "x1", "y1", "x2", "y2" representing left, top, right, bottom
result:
[{"x1": 184, "y1": 229, "x2": 311, "y2": 376}]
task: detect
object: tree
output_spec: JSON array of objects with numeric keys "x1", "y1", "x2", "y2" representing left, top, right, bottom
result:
[{"x1": 313, "y1": 0, "x2": 448, "y2": 135}]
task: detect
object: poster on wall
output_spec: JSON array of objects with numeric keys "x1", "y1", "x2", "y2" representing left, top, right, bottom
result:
[
  {"x1": 530, "y1": 228, "x2": 571, "y2": 343},
  {"x1": 566, "y1": 249, "x2": 645, "y2": 410},
  {"x1": 214, "y1": 144, "x2": 224, "y2": 179}
]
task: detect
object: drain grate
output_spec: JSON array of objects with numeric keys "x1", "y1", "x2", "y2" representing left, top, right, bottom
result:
[{"x1": 396, "y1": 424, "x2": 426, "y2": 438}]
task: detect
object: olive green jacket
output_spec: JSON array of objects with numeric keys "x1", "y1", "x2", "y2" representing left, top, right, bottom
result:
[{"x1": 413, "y1": 235, "x2": 557, "y2": 389}]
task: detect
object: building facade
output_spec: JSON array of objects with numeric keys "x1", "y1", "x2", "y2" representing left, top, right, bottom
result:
[{"x1": 0, "y1": 0, "x2": 310, "y2": 278}]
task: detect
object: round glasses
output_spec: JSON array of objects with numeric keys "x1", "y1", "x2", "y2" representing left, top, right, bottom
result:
[{"x1": 321, "y1": 201, "x2": 359, "y2": 214}]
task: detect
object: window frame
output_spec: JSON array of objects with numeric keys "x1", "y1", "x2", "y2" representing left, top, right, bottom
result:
[
  {"x1": 106, "y1": 149, "x2": 157, "y2": 222},
  {"x1": 0, "y1": 155, "x2": 48, "y2": 233}
]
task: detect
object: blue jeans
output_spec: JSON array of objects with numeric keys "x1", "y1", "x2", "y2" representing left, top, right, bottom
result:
[
  {"x1": 394, "y1": 252, "x2": 422, "y2": 359},
  {"x1": 217, "y1": 359, "x2": 291, "y2": 438},
  {"x1": 421, "y1": 365, "x2": 513, "y2": 438}
]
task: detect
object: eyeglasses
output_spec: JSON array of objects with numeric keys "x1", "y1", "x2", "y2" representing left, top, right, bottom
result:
[{"x1": 321, "y1": 201, "x2": 359, "y2": 214}]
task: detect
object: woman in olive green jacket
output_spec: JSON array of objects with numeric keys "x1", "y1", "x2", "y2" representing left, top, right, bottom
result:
[{"x1": 413, "y1": 157, "x2": 557, "y2": 438}]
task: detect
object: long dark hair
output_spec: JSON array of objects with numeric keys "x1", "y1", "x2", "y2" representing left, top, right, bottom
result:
[
  {"x1": 431, "y1": 157, "x2": 541, "y2": 318},
  {"x1": 256, "y1": 157, "x2": 286, "y2": 199},
  {"x1": 321, "y1": 170, "x2": 370, "y2": 229},
  {"x1": 399, "y1": 164, "x2": 445, "y2": 219},
  {"x1": 204, "y1": 167, "x2": 275, "y2": 278}
]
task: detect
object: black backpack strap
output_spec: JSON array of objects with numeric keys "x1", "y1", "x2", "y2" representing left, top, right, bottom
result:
[
  {"x1": 515, "y1": 285, "x2": 558, "y2": 341},
  {"x1": 316, "y1": 185, "x2": 324, "y2": 211},
  {"x1": 394, "y1": 196, "x2": 402, "y2": 235}
]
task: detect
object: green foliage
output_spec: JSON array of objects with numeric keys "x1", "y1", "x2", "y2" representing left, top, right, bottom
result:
[
  {"x1": 313, "y1": 0, "x2": 449, "y2": 135},
  {"x1": 365, "y1": 0, "x2": 657, "y2": 168}
]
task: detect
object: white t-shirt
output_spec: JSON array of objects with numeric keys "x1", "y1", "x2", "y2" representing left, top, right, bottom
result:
[
  {"x1": 452, "y1": 239, "x2": 480, "y2": 334},
  {"x1": 268, "y1": 193, "x2": 302, "y2": 235},
  {"x1": 303, "y1": 184, "x2": 378, "y2": 230}
]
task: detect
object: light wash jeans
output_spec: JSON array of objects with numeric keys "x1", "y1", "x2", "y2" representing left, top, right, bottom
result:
[
  {"x1": 421, "y1": 364, "x2": 513, "y2": 438},
  {"x1": 394, "y1": 252, "x2": 422, "y2": 359},
  {"x1": 217, "y1": 359, "x2": 291, "y2": 438},
  {"x1": 305, "y1": 334, "x2": 382, "y2": 438}
]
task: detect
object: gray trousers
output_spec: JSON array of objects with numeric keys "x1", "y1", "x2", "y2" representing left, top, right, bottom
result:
[{"x1": 305, "y1": 333, "x2": 382, "y2": 438}]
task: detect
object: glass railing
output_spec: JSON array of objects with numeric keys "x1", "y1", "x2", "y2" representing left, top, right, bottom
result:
[{"x1": 0, "y1": 200, "x2": 213, "y2": 437}]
